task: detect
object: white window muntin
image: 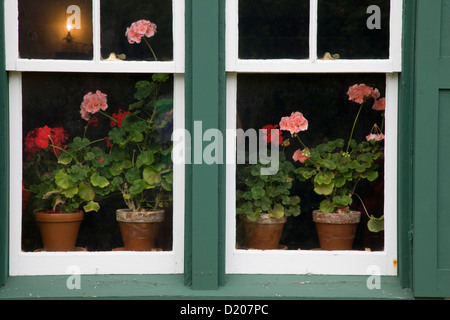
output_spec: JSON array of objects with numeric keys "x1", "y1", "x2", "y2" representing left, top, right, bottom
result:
[{"x1": 6, "y1": 0, "x2": 186, "y2": 276}]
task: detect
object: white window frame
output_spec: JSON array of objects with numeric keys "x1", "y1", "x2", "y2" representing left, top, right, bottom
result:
[
  {"x1": 5, "y1": 0, "x2": 185, "y2": 276},
  {"x1": 225, "y1": 0, "x2": 402, "y2": 275}
]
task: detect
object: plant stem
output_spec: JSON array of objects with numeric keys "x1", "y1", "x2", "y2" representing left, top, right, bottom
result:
[
  {"x1": 296, "y1": 134, "x2": 308, "y2": 149},
  {"x1": 346, "y1": 102, "x2": 364, "y2": 153},
  {"x1": 353, "y1": 192, "x2": 371, "y2": 219},
  {"x1": 143, "y1": 38, "x2": 158, "y2": 61}
]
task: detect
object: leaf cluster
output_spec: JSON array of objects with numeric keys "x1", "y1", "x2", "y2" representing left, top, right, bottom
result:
[
  {"x1": 294, "y1": 138, "x2": 383, "y2": 214},
  {"x1": 236, "y1": 153, "x2": 301, "y2": 221}
]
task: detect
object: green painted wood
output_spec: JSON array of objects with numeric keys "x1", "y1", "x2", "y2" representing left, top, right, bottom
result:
[
  {"x1": 186, "y1": 0, "x2": 225, "y2": 290},
  {"x1": 0, "y1": 0, "x2": 9, "y2": 287},
  {"x1": 414, "y1": 0, "x2": 450, "y2": 298},
  {"x1": 397, "y1": 0, "x2": 416, "y2": 290},
  {"x1": 0, "y1": 274, "x2": 413, "y2": 300}
]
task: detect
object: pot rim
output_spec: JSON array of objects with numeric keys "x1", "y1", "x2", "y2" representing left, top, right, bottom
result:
[
  {"x1": 312, "y1": 210, "x2": 361, "y2": 225},
  {"x1": 34, "y1": 211, "x2": 84, "y2": 223},
  {"x1": 242, "y1": 213, "x2": 287, "y2": 225},
  {"x1": 116, "y1": 209, "x2": 165, "y2": 223}
]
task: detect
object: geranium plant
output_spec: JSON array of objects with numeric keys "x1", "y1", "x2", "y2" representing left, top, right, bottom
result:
[
  {"x1": 23, "y1": 125, "x2": 110, "y2": 213},
  {"x1": 80, "y1": 74, "x2": 173, "y2": 212},
  {"x1": 236, "y1": 124, "x2": 301, "y2": 221},
  {"x1": 280, "y1": 84, "x2": 385, "y2": 232}
]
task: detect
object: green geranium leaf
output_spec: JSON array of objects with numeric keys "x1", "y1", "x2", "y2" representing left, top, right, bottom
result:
[
  {"x1": 152, "y1": 73, "x2": 170, "y2": 83},
  {"x1": 251, "y1": 186, "x2": 265, "y2": 200},
  {"x1": 129, "y1": 179, "x2": 147, "y2": 196},
  {"x1": 90, "y1": 173, "x2": 110, "y2": 188},
  {"x1": 134, "y1": 80, "x2": 157, "y2": 100},
  {"x1": 368, "y1": 215, "x2": 385, "y2": 233},
  {"x1": 269, "y1": 203, "x2": 285, "y2": 219},
  {"x1": 314, "y1": 181, "x2": 334, "y2": 196},
  {"x1": 319, "y1": 199, "x2": 335, "y2": 213},
  {"x1": 136, "y1": 151, "x2": 155, "y2": 168},
  {"x1": 58, "y1": 153, "x2": 73, "y2": 165},
  {"x1": 333, "y1": 195, "x2": 353, "y2": 207},
  {"x1": 61, "y1": 187, "x2": 78, "y2": 199},
  {"x1": 155, "y1": 99, "x2": 173, "y2": 114},
  {"x1": 83, "y1": 201, "x2": 100, "y2": 212},
  {"x1": 125, "y1": 168, "x2": 140, "y2": 183},
  {"x1": 109, "y1": 127, "x2": 126, "y2": 144},
  {"x1": 129, "y1": 100, "x2": 144, "y2": 111},
  {"x1": 55, "y1": 169, "x2": 71, "y2": 189},
  {"x1": 78, "y1": 182, "x2": 95, "y2": 201},
  {"x1": 143, "y1": 167, "x2": 161, "y2": 186}
]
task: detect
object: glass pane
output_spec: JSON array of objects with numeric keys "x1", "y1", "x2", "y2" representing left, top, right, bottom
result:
[
  {"x1": 236, "y1": 74, "x2": 386, "y2": 251},
  {"x1": 239, "y1": 0, "x2": 310, "y2": 60},
  {"x1": 101, "y1": 0, "x2": 173, "y2": 61},
  {"x1": 22, "y1": 73, "x2": 174, "y2": 252},
  {"x1": 317, "y1": 0, "x2": 390, "y2": 60},
  {"x1": 19, "y1": 0, "x2": 93, "y2": 60}
]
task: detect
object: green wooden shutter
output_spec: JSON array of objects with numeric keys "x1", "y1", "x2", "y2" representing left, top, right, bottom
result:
[
  {"x1": 0, "y1": 0, "x2": 9, "y2": 287},
  {"x1": 414, "y1": 0, "x2": 450, "y2": 298}
]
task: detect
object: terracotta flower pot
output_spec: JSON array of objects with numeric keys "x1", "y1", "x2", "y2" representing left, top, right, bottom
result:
[
  {"x1": 242, "y1": 214, "x2": 287, "y2": 250},
  {"x1": 313, "y1": 210, "x2": 361, "y2": 250},
  {"x1": 116, "y1": 209, "x2": 165, "y2": 251},
  {"x1": 34, "y1": 211, "x2": 84, "y2": 252}
]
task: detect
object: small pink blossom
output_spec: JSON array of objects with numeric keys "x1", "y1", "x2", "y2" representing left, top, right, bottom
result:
[
  {"x1": 347, "y1": 84, "x2": 374, "y2": 104},
  {"x1": 292, "y1": 148, "x2": 311, "y2": 163},
  {"x1": 372, "y1": 97, "x2": 386, "y2": 111},
  {"x1": 366, "y1": 133, "x2": 385, "y2": 141},
  {"x1": 279, "y1": 112, "x2": 308, "y2": 135},
  {"x1": 80, "y1": 90, "x2": 108, "y2": 121},
  {"x1": 125, "y1": 19, "x2": 157, "y2": 44}
]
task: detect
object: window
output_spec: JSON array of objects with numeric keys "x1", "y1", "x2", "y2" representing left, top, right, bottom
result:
[
  {"x1": 6, "y1": 0, "x2": 185, "y2": 275},
  {"x1": 226, "y1": 0, "x2": 401, "y2": 275}
]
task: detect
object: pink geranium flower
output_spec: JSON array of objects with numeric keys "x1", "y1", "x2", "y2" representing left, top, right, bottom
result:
[
  {"x1": 347, "y1": 84, "x2": 375, "y2": 104},
  {"x1": 366, "y1": 133, "x2": 385, "y2": 141},
  {"x1": 372, "y1": 97, "x2": 386, "y2": 111},
  {"x1": 279, "y1": 112, "x2": 308, "y2": 135},
  {"x1": 126, "y1": 19, "x2": 157, "y2": 44},
  {"x1": 292, "y1": 148, "x2": 311, "y2": 163},
  {"x1": 80, "y1": 90, "x2": 108, "y2": 121}
]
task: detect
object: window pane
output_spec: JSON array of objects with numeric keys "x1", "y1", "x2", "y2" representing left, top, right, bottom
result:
[
  {"x1": 19, "y1": 0, "x2": 93, "y2": 60},
  {"x1": 236, "y1": 74, "x2": 386, "y2": 251},
  {"x1": 21, "y1": 73, "x2": 174, "y2": 252},
  {"x1": 317, "y1": 0, "x2": 390, "y2": 60},
  {"x1": 239, "y1": 0, "x2": 310, "y2": 60},
  {"x1": 101, "y1": 0, "x2": 173, "y2": 61}
]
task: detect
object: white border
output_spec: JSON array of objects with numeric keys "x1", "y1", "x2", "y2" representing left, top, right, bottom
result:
[
  {"x1": 226, "y1": 0, "x2": 403, "y2": 73},
  {"x1": 9, "y1": 73, "x2": 185, "y2": 276},
  {"x1": 5, "y1": 0, "x2": 185, "y2": 73},
  {"x1": 225, "y1": 73, "x2": 398, "y2": 276}
]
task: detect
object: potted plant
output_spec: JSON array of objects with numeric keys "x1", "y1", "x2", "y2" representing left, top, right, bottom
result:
[
  {"x1": 23, "y1": 125, "x2": 109, "y2": 251},
  {"x1": 80, "y1": 74, "x2": 173, "y2": 251},
  {"x1": 236, "y1": 131, "x2": 301, "y2": 250},
  {"x1": 280, "y1": 84, "x2": 386, "y2": 250}
]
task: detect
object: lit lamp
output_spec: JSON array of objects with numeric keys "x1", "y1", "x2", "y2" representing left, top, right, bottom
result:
[{"x1": 64, "y1": 21, "x2": 73, "y2": 43}]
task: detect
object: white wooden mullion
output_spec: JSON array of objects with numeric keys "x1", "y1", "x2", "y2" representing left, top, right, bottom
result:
[
  {"x1": 309, "y1": 0, "x2": 318, "y2": 63},
  {"x1": 4, "y1": 0, "x2": 19, "y2": 70},
  {"x1": 390, "y1": 0, "x2": 403, "y2": 70},
  {"x1": 225, "y1": 0, "x2": 239, "y2": 72},
  {"x1": 92, "y1": 0, "x2": 101, "y2": 62}
]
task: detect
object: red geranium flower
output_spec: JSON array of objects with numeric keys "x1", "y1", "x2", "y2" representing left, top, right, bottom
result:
[
  {"x1": 110, "y1": 109, "x2": 130, "y2": 128},
  {"x1": 262, "y1": 124, "x2": 283, "y2": 146}
]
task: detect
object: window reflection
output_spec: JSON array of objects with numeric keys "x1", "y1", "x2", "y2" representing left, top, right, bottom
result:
[
  {"x1": 239, "y1": 0, "x2": 310, "y2": 60},
  {"x1": 317, "y1": 0, "x2": 390, "y2": 60},
  {"x1": 101, "y1": 0, "x2": 173, "y2": 61},
  {"x1": 19, "y1": 0, "x2": 93, "y2": 60}
]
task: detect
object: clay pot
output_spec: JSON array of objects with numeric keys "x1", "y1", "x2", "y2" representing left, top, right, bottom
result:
[
  {"x1": 116, "y1": 209, "x2": 164, "y2": 251},
  {"x1": 242, "y1": 214, "x2": 286, "y2": 250},
  {"x1": 34, "y1": 211, "x2": 84, "y2": 251},
  {"x1": 313, "y1": 210, "x2": 361, "y2": 250}
]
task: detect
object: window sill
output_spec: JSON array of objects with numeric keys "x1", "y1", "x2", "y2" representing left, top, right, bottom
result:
[{"x1": 0, "y1": 274, "x2": 413, "y2": 300}]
